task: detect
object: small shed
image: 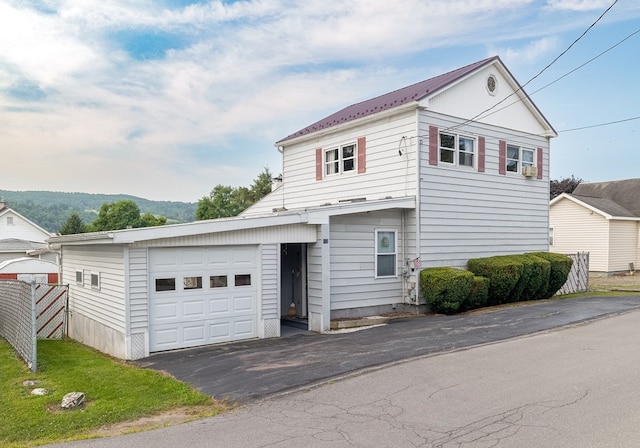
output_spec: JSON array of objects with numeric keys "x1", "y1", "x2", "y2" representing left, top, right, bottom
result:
[{"x1": 0, "y1": 257, "x2": 59, "y2": 283}]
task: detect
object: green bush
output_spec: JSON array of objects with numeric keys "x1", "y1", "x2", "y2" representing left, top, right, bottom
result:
[
  {"x1": 467, "y1": 255, "x2": 524, "y2": 305},
  {"x1": 420, "y1": 267, "x2": 474, "y2": 315},
  {"x1": 509, "y1": 254, "x2": 551, "y2": 302},
  {"x1": 528, "y1": 252, "x2": 573, "y2": 298},
  {"x1": 461, "y1": 276, "x2": 490, "y2": 311}
]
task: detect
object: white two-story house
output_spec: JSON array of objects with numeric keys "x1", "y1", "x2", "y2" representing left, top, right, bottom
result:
[{"x1": 49, "y1": 56, "x2": 556, "y2": 360}]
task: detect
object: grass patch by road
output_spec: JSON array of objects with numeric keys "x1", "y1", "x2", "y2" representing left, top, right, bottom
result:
[{"x1": 0, "y1": 338, "x2": 224, "y2": 447}]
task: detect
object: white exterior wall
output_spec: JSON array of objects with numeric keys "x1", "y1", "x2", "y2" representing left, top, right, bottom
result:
[
  {"x1": 274, "y1": 109, "x2": 418, "y2": 211},
  {"x1": 0, "y1": 210, "x2": 51, "y2": 242},
  {"x1": 608, "y1": 220, "x2": 639, "y2": 273},
  {"x1": 260, "y1": 244, "x2": 280, "y2": 338},
  {"x1": 63, "y1": 245, "x2": 127, "y2": 359},
  {"x1": 329, "y1": 211, "x2": 405, "y2": 313},
  {"x1": 127, "y1": 247, "x2": 149, "y2": 359},
  {"x1": 419, "y1": 112, "x2": 550, "y2": 268},
  {"x1": 550, "y1": 199, "x2": 610, "y2": 272}
]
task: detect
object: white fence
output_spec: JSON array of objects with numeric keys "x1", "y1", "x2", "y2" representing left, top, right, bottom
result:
[
  {"x1": 556, "y1": 252, "x2": 589, "y2": 295},
  {"x1": 0, "y1": 281, "x2": 68, "y2": 372}
]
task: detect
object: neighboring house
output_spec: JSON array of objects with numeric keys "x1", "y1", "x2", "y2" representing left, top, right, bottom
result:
[
  {"x1": 550, "y1": 178, "x2": 640, "y2": 273},
  {"x1": 0, "y1": 202, "x2": 56, "y2": 263},
  {"x1": 48, "y1": 56, "x2": 556, "y2": 360}
]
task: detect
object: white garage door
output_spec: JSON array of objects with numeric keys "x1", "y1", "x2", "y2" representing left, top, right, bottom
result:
[{"x1": 149, "y1": 246, "x2": 258, "y2": 352}]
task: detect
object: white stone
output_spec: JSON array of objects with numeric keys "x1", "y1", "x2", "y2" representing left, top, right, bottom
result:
[
  {"x1": 31, "y1": 388, "x2": 48, "y2": 395},
  {"x1": 61, "y1": 392, "x2": 85, "y2": 409}
]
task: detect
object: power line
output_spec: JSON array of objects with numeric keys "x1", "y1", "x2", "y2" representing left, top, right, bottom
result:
[
  {"x1": 475, "y1": 26, "x2": 640, "y2": 122},
  {"x1": 443, "y1": 0, "x2": 619, "y2": 132},
  {"x1": 558, "y1": 115, "x2": 640, "y2": 133}
]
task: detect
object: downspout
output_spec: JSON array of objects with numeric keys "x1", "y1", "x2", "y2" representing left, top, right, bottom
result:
[{"x1": 414, "y1": 107, "x2": 422, "y2": 304}]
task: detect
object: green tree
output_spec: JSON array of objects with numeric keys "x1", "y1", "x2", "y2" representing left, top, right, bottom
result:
[
  {"x1": 550, "y1": 175, "x2": 583, "y2": 200},
  {"x1": 87, "y1": 200, "x2": 168, "y2": 231},
  {"x1": 58, "y1": 211, "x2": 87, "y2": 235},
  {"x1": 196, "y1": 168, "x2": 274, "y2": 220}
]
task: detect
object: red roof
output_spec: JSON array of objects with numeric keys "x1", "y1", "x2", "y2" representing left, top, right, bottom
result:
[{"x1": 277, "y1": 56, "x2": 500, "y2": 144}]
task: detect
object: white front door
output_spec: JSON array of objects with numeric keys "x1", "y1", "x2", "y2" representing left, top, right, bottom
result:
[{"x1": 148, "y1": 246, "x2": 258, "y2": 352}]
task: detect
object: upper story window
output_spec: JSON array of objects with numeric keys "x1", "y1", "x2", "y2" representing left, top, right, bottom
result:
[
  {"x1": 507, "y1": 144, "x2": 534, "y2": 173},
  {"x1": 325, "y1": 143, "x2": 356, "y2": 176},
  {"x1": 6, "y1": 216, "x2": 13, "y2": 225},
  {"x1": 439, "y1": 133, "x2": 475, "y2": 167}
]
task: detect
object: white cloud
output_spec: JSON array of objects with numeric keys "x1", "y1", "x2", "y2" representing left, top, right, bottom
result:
[
  {"x1": 494, "y1": 36, "x2": 560, "y2": 66},
  {"x1": 546, "y1": 0, "x2": 611, "y2": 11}
]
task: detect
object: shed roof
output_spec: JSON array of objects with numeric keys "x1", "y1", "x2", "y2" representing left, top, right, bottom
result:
[{"x1": 572, "y1": 179, "x2": 640, "y2": 218}]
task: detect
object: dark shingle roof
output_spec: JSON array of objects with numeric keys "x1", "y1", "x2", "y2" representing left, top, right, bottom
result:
[
  {"x1": 572, "y1": 179, "x2": 640, "y2": 218},
  {"x1": 277, "y1": 56, "x2": 500, "y2": 144}
]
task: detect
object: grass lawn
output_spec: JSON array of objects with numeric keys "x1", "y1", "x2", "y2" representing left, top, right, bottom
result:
[{"x1": 0, "y1": 338, "x2": 224, "y2": 447}]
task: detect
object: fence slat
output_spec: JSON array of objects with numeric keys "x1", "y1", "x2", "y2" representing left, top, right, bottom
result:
[{"x1": 557, "y1": 252, "x2": 589, "y2": 295}]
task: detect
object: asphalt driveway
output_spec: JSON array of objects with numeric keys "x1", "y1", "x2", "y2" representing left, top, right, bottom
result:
[{"x1": 136, "y1": 295, "x2": 640, "y2": 404}]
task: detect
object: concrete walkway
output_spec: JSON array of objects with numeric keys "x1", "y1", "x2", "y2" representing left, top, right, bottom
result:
[{"x1": 136, "y1": 295, "x2": 640, "y2": 403}]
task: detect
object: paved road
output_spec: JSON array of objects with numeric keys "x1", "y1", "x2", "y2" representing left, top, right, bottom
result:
[
  {"x1": 51, "y1": 302, "x2": 640, "y2": 447},
  {"x1": 136, "y1": 295, "x2": 640, "y2": 403}
]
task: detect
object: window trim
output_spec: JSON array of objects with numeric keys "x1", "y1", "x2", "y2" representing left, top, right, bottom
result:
[
  {"x1": 90, "y1": 272, "x2": 100, "y2": 290},
  {"x1": 375, "y1": 229, "x2": 398, "y2": 279},
  {"x1": 324, "y1": 142, "x2": 357, "y2": 177},
  {"x1": 439, "y1": 132, "x2": 476, "y2": 168},
  {"x1": 506, "y1": 144, "x2": 535, "y2": 174},
  {"x1": 75, "y1": 270, "x2": 83, "y2": 285}
]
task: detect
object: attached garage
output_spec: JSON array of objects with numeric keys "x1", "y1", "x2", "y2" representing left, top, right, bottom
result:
[
  {"x1": 49, "y1": 214, "x2": 318, "y2": 360},
  {"x1": 148, "y1": 246, "x2": 259, "y2": 351}
]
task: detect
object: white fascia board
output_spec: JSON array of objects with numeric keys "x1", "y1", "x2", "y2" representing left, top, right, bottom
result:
[
  {"x1": 306, "y1": 197, "x2": 416, "y2": 224},
  {"x1": 276, "y1": 102, "x2": 419, "y2": 147},
  {"x1": 551, "y1": 193, "x2": 613, "y2": 219},
  {"x1": 111, "y1": 212, "x2": 311, "y2": 244}
]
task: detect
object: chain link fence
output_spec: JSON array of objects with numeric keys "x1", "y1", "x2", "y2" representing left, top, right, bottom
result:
[{"x1": 0, "y1": 280, "x2": 37, "y2": 372}]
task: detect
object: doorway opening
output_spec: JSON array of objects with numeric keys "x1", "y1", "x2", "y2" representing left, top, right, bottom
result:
[{"x1": 280, "y1": 243, "x2": 307, "y2": 332}]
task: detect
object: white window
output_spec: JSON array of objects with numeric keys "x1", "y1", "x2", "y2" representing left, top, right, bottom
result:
[
  {"x1": 439, "y1": 133, "x2": 475, "y2": 167},
  {"x1": 6, "y1": 216, "x2": 13, "y2": 225},
  {"x1": 90, "y1": 273, "x2": 100, "y2": 290},
  {"x1": 507, "y1": 144, "x2": 534, "y2": 173},
  {"x1": 549, "y1": 227, "x2": 554, "y2": 246},
  {"x1": 75, "y1": 270, "x2": 83, "y2": 285},
  {"x1": 375, "y1": 230, "x2": 397, "y2": 278},
  {"x1": 325, "y1": 143, "x2": 356, "y2": 176}
]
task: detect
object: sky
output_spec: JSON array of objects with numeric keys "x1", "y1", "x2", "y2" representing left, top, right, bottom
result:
[{"x1": 1, "y1": 0, "x2": 639, "y2": 203}]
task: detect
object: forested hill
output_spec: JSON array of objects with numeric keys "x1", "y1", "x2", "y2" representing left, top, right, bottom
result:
[{"x1": 0, "y1": 190, "x2": 197, "y2": 233}]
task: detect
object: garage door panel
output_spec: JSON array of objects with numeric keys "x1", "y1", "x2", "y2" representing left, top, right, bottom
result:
[{"x1": 149, "y1": 246, "x2": 259, "y2": 352}]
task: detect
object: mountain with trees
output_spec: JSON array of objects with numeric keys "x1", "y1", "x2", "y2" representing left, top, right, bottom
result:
[{"x1": 0, "y1": 190, "x2": 197, "y2": 233}]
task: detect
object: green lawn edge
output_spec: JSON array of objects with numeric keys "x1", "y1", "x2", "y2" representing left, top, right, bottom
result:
[{"x1": 0, "y1": 339, "x2": 225, "y2": 447}]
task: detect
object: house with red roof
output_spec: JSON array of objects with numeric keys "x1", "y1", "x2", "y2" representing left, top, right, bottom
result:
[{"x1": 49, "y1": 56, "x2": 556, "y2": 360}]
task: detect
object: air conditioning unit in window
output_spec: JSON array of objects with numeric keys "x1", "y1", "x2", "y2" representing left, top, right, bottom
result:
[{"x1": 522, "y1": 166, "x2": 538, "y2": 178}]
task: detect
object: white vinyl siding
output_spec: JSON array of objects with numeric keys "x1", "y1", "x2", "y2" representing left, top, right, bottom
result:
[
  {"x1": 608, "y1": 221, "x2": 638, "y2": 273},
  {"x1": 420, "y1": 112, "x2": 550, "y2": 268},
  {"x1": 261, "y1": 244, "x2": 279, "y2": 320},
  {"x1": 278, "y1": 108, "x2": 417, "y2": 210},
  {"x1": 549, "y1": 198, "x2": 609, "y2": 271},
  {"x1": 0, "y1": 210, "x2": 52, "y2": 242},
  {"x1": 330, "y1": 212, "x2": 403, "y2": 311},
  {"x1": 128, "y1": 248, "x2": 149, "y2": 334},
  {"x1": 63, "y1": 245, "x2": 127, "y2": 332}
]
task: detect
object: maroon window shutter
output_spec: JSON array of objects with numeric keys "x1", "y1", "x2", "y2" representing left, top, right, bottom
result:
[
  {"x1": 478, "y1": 136, "x2": 485, "y2": 173},
  {"x1": 537, "y1": 147, "x2": 543, "y2": 179},
  {"x1": 498, "y1": 140, "x2": 506, "y2": 175},
  {"x1": 357, "y1": 137, "x2": 366, "y2": 173},
  {"x1": 315, "y1": 148, "x2": 323, "y2": 180},
  {"x1": 429, "y1": 126, "x2": 438, "y2": 166}
]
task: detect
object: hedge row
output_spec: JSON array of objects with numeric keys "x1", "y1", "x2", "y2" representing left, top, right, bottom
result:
[{"x1": 420, "y1": 252, "x2": 573, "y2": 315}]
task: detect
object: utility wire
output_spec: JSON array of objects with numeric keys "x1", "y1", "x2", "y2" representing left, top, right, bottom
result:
[
  {"x1": 475, "y1": 26, "x2": 640, "y2": 122},
  {"x1": 558, "y1": 115, "x2": 640, "y2": 133},
  {"x1": 443, "y1": 0, "x2": 619, "y2": 132}
]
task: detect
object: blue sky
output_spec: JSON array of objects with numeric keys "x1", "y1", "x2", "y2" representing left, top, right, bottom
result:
[{"x1": 1, "y1": 0, "x2": 639, "y2": 202}]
